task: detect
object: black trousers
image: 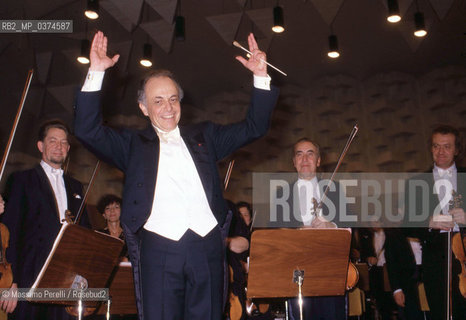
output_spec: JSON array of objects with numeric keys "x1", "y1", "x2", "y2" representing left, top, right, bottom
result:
[
  {"x1": 140, "y1": 227, "x2": 224, "y2": 320},
  {"x1": 423, "y1": 232, "x2": 466, "y2": 320}
]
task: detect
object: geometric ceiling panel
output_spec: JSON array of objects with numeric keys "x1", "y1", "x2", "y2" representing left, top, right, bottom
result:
[
  {"x1": 35, "y1": 51, "x2": 53, "y2": 85},
  {"x1": 141, "y1": 20, "x2": 175, "y2": 53},
  {"x1": 309, "y1": 0, "x2": 345, "y2": 26},
  {"x1": 245, "y1": 8, "x2": 274, "y2": 39},
  {"x1": 429, "y1": 0, "x2": 455, "y2": 20},
  {"x1": 108, "y1": 0, "x2": 144, "y2": 26},
  {"x1": 146, "y1": 0, "x2": 178, "y2": 24},
  {"x1": 236, "y1": 0, "x2": 247, "y2": 8},
  {"x1": 206, "y1": 12, "x2": 243, "y2": 45},
  {"x1": 101, "y1": 0, "x2": 135, "y2": 32},
  {"x1": 47, "y1": 84, "x2": 76, "y2": 112},
  {"x1": 112, "y1": 40, "x2": 132, "y2": 73}
]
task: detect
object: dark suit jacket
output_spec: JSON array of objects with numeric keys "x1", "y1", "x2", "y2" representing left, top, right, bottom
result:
[
  {"x1": 2, "y1": 165, "x2": 87, "y2": 288},
  {"x1": 74, "y1": 86, "x2": 279, "y2": 316},
  {"x1": 404, "y1": 167, "x2": 466, "y2": 258},
  {"x1": 384, "y1": 229, "x2": 418, "y2": 293},
  {"x1": 403, "y1": 167, "x2": 466, "y2": 319}
]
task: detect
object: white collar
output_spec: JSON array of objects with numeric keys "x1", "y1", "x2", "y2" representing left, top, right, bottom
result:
[{"x1": 40, "y1": 160, "x2": 63, "y2": 176}]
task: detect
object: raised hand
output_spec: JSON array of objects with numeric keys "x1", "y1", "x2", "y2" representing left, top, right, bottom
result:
[
  {"x1": 89, "y1": 31, "x2": 120, "y2": 72},
  {"x1": 235, "y1": 33, "x2": 267, "y2": 77}
]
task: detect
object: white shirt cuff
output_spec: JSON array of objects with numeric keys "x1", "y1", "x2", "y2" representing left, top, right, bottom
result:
[
  {"x1": 82, "y1": 70, "x2": 105, "y2": 92},
  {"x1": 393, "y1": 289, "x2": 403, "y2": 295},
  {"x1": 253, "y1": 74, "x2": 271, "y2": 91}
]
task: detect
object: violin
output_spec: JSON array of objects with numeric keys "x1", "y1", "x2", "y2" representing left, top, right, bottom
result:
[
  {"x1": 450, "y1": 191, "x2": 466, "y2": 298},
  {"x1": 346, "y1": 262, "x2": 359, "y2": 290},
  {"x1": 0, "y1": 224, "x2": 13, "y2": 288},
  {"x1": 0, "y1": 70, "x2": 34, "y2": 290},
  {"x1": 452, "y1": 232, "x2": 466, "y2": 298}
]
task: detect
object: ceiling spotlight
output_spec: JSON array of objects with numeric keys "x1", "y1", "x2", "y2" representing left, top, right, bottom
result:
[
  {"x1": 175, "y1": 16, "x2": 185, "y2": 41},
  {"x1": 327, "y1": 35, "x2": 340, "y2": 59},
  {"x1": 140, "y1": 43, "x2": 152, "y2": 67},
  {"x1": 85, "y1": 0, "x2": 99, "y2": 20},
  {"x1": 414, "y1": 12, "x2": 427, "y2": 37},
  {"x1": 272, "y1": 6, "x2": 285, "y2": 33},
  {"x1": 387, "y1": 0, "x2": 401, "y2": 23},
  {"x1": 77, "y1": 39, "x2": 90, "y2": 64}
]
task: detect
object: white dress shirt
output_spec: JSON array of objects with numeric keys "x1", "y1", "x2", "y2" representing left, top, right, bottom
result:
[
  {"x1": 143, "y1": 126, "x2": 218, "y2": 240},
  {"x1": 433, "y1": 163, "x2": 459, "y2": 232},
  {"x1": 373, "y1": 229, "x2": 386, "y2": 266},
  {"x1": 40, "y1": 160, "x2": 68, "y2": 224},
  {"x1": 296, "y1": 177, "x2": 321, "y2": 226}
]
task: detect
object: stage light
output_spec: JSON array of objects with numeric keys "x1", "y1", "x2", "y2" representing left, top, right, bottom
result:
[
  {"x1": 140, "y1": 43, "x2": 153, "y2": 67},
  {"x1": 175, "y1": 16, "x2": 185, "y2": 41},
  {"x1": 327, "y1": 35, "x2": 340, "y2": 59},
  {"x1": 77, "y1": 39, "x2": 90, "y2": 64},
  {"x1": 85, "y1": 0, "x2": 99, "y2": 20},
  {"x1": 414, "y1": 12, "x2": 427, "y2": 37},
  {"x1": 272, "y1": 6, "x2": 285, "y2": 33},
  {"x1": 387, "y1": 0, "x2": 401, "y2": 23}
]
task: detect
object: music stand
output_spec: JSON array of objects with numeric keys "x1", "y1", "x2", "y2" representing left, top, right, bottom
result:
[
  {"x1": 247, "y1": 228, "x2": 352, "y2": 319},
  {"x1": 30, "y1": 224, "x2": 124, "y2": 313},
  {"x1": 96, "y1": 262, "x2": 137, "y2": 315}
]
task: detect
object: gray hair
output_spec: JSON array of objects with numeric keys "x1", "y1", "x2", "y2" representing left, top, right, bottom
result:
[{"x1": 137, "y1": 69, "x2": 184, "y2": 105}]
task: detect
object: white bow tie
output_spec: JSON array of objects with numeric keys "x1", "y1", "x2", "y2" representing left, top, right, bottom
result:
[
  {"x1": 157, "y1": 128, "x2": 181, "y2": 143},
  {"x1": 438, "y1": 168, "x2": 452, "y2": 178},
  {"x1": 51, "y1": 168, "x2": 63, "y2": 177}
]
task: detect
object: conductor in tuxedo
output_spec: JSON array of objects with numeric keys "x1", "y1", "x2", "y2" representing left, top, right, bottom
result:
[
  {"x1": 287, "y1": 138, "x2": 346, "y2": 320},
  {"x1": 0, "y1": 119, "x2": 88, "y2": 319},
  {"x1": 74, "y1": 31, "x2": 279, "y2": 320},
  {"x1": 404, "y1": 125, "x2": 466, "y2": 319}
]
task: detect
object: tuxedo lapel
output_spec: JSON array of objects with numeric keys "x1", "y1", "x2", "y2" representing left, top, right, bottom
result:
[
  {"x1": 63, "y1": 175, "x2": 83, "y2": 219},
  {"x1": 180, "y1": 126, "x2": 213, "y2": 205},
  {"x1": 139, "y1": 125, "x2": 159, "y2": 203},
  {"x1": 34, "y1": 165, "x2": 60, "y2": 221}
]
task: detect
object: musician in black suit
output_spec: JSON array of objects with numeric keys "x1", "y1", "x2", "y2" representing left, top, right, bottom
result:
[
  {"x1": 269, "y1": 138, "x2": 344, "y2": 229},
  {"x1": 0, "y1": 119, "x2": 88, "y2": 319},
  {"x1": 384, "y1": 229, "x2": 425, "y2": 320},
  {"x1": 284, "y1": 138, "x2": 345, "y2": 320},
  {"x1": 404, "y1": 125, "x2": 466, "y2": 319},
  {"x1": 74, "y1": 31, "x2": 278, "y2": 320},
  {"x1": 358, "y1": 227, "x2": 398, "y2": 320}
]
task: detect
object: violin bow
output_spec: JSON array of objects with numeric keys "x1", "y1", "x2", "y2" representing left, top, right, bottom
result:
[
  {"x1": 73, "y1": 160, "x2": 101, "y2": 224},
  {"x1": 313, "y1": 124, "x2": 359, "y2": 216},
  {"x1": 224, "y1": 159, "x2": 235, "y2": 191},
  {"x1": 0, "y1": 69, "x2": 34, "y2": 183}
]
